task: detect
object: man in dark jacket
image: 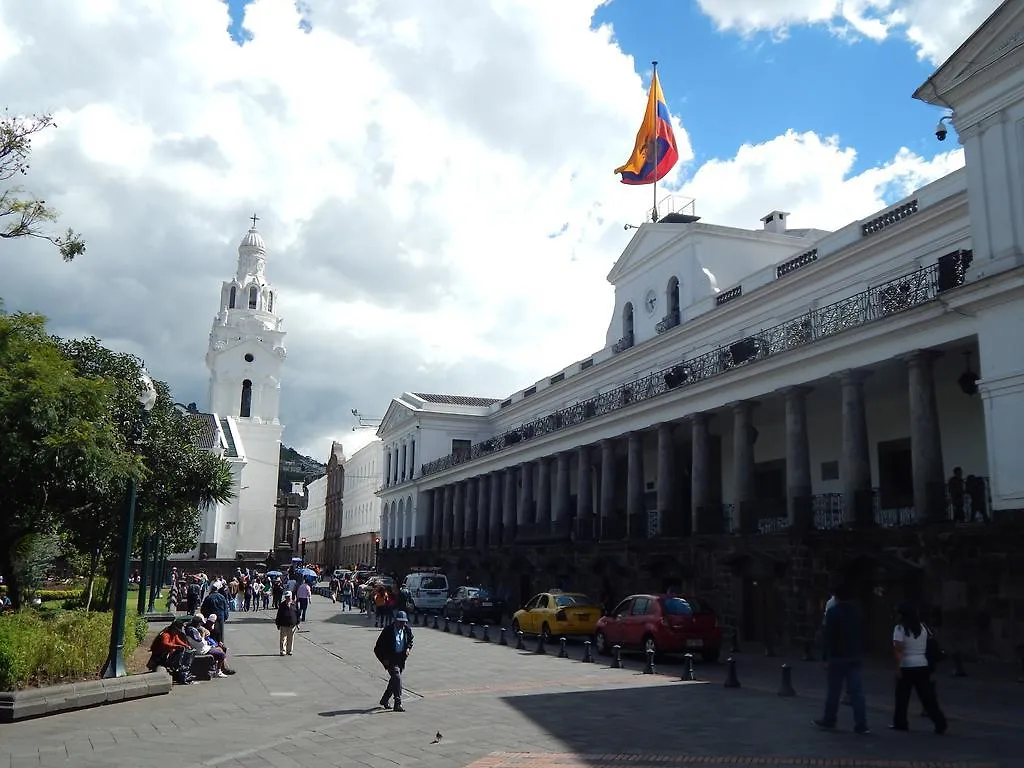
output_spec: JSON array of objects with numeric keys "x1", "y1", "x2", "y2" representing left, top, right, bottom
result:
[
  {"x1": 814, "y1": 583, "x2": 869, "y2": 733},
  {"x1": 373, "y1": 610, "x2": 413, "y2": 711},
  {"x1": 275, "y1": 591, "x2": 300, "y2": 656},
  {"x1": 201, "y1": 587, "x2": 230, "y2": 643}
]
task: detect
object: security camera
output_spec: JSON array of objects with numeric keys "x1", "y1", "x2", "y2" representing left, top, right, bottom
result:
[{"x1": 935, "y1": 115, "x2": 953, "y2": 142}]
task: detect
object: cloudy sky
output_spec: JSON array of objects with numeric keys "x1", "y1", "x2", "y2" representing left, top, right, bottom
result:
[{"x1": 0, "y1": 0, "x2": 997, "y2": 461}]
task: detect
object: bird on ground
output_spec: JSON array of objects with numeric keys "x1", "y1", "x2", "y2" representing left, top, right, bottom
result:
[{"x1": 430, "y1": 732, "x2": 443, "y2": 744}]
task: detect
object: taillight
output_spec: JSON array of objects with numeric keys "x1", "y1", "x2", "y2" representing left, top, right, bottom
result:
[{"x1": 555, "y1": 609, "x2": 567, "y2": 621}]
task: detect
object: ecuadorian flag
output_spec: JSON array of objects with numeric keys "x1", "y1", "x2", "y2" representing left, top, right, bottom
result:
[{"x1": 614, "y1": 67, "x2": 679, "y2": 185}]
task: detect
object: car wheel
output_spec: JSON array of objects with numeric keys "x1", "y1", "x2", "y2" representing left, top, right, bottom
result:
[
  {"x1": 642, "y1": 635, "x2": 657, "y2": 656},
  {"x1": 701, "y1": 649, "x2": 721, "y2": 663},
  {"x1": 595, "y1": 631, "x2": 609, "y2": 655}
]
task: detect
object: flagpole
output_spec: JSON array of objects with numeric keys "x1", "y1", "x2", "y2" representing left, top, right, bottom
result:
[{"x1": 652, "y1": 60, "x2": 659, "y2": 223}]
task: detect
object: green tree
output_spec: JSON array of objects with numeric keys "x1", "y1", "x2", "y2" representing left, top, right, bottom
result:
[
  {"x1": 0, "y1": 312, "x2": 134, "y2": 609},
  {"x1": 1, "y1": 111, "x2": 85, "y2": 261}
]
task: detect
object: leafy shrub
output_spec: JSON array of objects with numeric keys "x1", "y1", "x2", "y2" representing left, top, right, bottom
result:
[
  {"x1": 0, "y1": 609, "x2": 147, "y2": 690},
  {"x1": 36, "y1": 589, "x2": 84, "y2": 602}
]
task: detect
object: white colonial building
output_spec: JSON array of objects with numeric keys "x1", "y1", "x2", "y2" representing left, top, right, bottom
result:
[
  {"x1": 376, "y1": 2, "x2": 1024, "y2": 555},
  {"x1": 180, "y1": 221, "x2": 288, "y2": 559},
  {"x1": 302, "y1": 474, "x2": 328, "y2": 563},
  {"x1": 340, "y1": 439, "x2": 385, "y2": 567}
]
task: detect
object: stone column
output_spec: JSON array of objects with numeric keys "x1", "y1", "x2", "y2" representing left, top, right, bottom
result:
[
  {"x1": 554, "y1": 452, "x2": 571, "y2": 523},
  {"x1": 732, "y1": 401, "x2": 757, "y2": 534},
  {"x1": 576, "y1": 445, "x2": 593, "y2": 539},
  {"x1": 432, "y1": 488, "x2": 444, "y2": 549},
  {"x1": 464, "y1": 478, "x2": 477, "y2": 547},
  {"x1": 502, "y1": 467, "x2": 517, "y2": 544},
  {"x1": 400, "y1": 443, "x2": 407, "y2": 482},
  {"x1": 476, "y1": 474, "x2": 489, "y2": 548},
  {"x1": 453, "y1": 481, "x2": 465, "y2": 549},
  {"x1": 839, "y1": 370, "x2": 873, "y2": 527},
  {"x1": 599, "y1": 439, "x2": 616, "y2": 535},
  {"x1": 392, "y1": 447, "x2": 400, "y2": 485},
  {"x1": 518, "y1": 462, "x2": 534, "y2": 526},
  {"x1": 691, "y1": 413, "x2": 712, "y2": 534},
  {"x1": 626, "y1": 431, "x2": 645, "y2": 537},
  {"x1": 784, "y1": 386, "x2": 814, "y2": 531},
  {"x1": 441, "y1": 485, "x2": 453, "y2": 549},
  {"x1": 423, "y1": 490, "x2": 435, "y2": 550},
  {"x1": 488, "y1": 471, "x2": 503, "y2": 544},
  {"x1": 907, "y1": 350, "x2": 946, "y2": 523},
  {"x1": 656, "y1": 423, "x2": 675, "y2": 537},
  {"x1": 536, "y1": 457, "x2": 552, "y2": 526}
]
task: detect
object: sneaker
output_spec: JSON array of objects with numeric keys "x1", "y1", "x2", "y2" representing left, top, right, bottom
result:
[
  {"x1": 854, "y1": 727, "x2": 871, "y2": 735},
  {"x1": 393, "y1": 704, "x2": 406, "y2": 713},
  {"x1": 280, "y1": 652, "x2": 285, "y2": 656},
  {"x1": 812, "y1": 719, "x2": 835, "y2": 730}
]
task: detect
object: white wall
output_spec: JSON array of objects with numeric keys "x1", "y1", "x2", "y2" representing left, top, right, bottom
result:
[
  {"x1": 303, "y1": 474, "x2": 328, "y2": 544},
  {"x1": 343, "y1": 440, "x2": 384, "y2": 537},
  {"x1": 234, "y1": 420, "x2": 283, "y2": 553}
]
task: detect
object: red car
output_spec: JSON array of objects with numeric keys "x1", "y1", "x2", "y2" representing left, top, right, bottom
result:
[{"x1": 594, "y1": 594, "x2": 723, "y2": 661}]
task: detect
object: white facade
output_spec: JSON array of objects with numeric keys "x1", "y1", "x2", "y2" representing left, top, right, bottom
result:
[
  {"x1": 375, "y1": 2, "x2": 1024, "y2": 546},
  {"x1": 303, "y1": 474, "x2": 328, "y2": 545},
  {"x1": 343, "y1": 439, "x2": 385, "y2": 538},
  {"x1": 200, "y1": 223, "x2": 287, "y2": 556}
]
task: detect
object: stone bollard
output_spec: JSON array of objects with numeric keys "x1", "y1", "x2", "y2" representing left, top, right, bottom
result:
[
  {"x1": 681, "y1": 653, "x2": 696, "y2": 681},
  {"x1": 468, "y1": 623, "x2": 477, "y2": 639},
  {"x1": 433, "y1": 614, "x2": 440, "y2": 630},
  {"x1": 730, "y1": 629, "x2": 741, "y2": 654},
  {"x1": 802, "y1": 639, "x2": 815, "y2": 662},
  {"x1": 500, "y1": 627, "x2": 508, "y2": 646},
  {"x1": 535, "y1": 633, "x2": 547, "y2": 655},
  {"x1": 443, "y1": 617, "x2": 450, "y2": 633},
  {"x1": 558, "y1": 637, "x2": 569, "y2": 658},
  {"x1": 483, "y1": 625, "x2": 491, "y2": 643},
  {"x1": 724, "y1": 657, "x2": 741, "y2": 688},
  {"x1": 643, "y1": 648, "x2": 656, "y2": 674},
  {"x1": 582, "y1": 640, "x2": 594, "y2": 663},
  {"x1": 952, "y1": 651, "x2": 967, "y2": 678},
  {"x1": 778, "y1": 663, "x2": 796, "y2": 697},
  {"x1": 611, "y1": 645, "x2": 623, "y2": 669},
  {"x1": 456, "y1": 620, "x2": 464, "y2": 636},
  {"x1": 516, "y1": 631, "x2": 526, "y2": 650}
]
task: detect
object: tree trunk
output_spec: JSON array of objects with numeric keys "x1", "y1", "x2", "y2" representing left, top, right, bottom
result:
[
  {"x1": 84, "y1": 548, "x2": 99, "y2": 612},
  {"x1": 0, "y1": 542, "x2": 20, "y2": 611}
]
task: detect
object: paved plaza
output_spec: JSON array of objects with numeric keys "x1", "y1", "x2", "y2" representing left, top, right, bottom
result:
[{"x1": 2, "y1": 596, "x2": 1022, "y2": 768}]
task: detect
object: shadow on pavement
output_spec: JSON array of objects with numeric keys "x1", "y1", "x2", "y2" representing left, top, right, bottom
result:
[
  {"x1": 318, "y1": 708, "x2": 378, "y2": 717},
  {"x1": 499, "y1": 683, "x2": 1018, "y2": 767}
]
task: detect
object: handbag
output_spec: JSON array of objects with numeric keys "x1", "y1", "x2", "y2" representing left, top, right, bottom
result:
[{"x1": 923, "y1": 624, "x2": 945, "y2": 671}]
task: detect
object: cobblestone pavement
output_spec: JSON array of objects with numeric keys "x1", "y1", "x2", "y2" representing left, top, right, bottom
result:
[{"x1": 1, "y1": 598, "x2": 1020, "y2": 768}]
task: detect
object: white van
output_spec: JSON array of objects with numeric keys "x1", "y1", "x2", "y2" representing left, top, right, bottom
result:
[{"x1": 402, "y1": 571, "x2": 449, "y2": 613}]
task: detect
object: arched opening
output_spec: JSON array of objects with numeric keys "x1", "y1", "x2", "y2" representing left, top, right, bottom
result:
[
  {"x1": 228, "y1": 286, "x2": 237, "y2": 309},
  {"x1": 622, "y1": 302, "x2": 634, "y2": 338},
  {"x1": 248, "y1": 285, "x2": 258, "y2": 310},
  {"x1": 240, "y1": 379, "x2": 252, "y2": 417},
  {"x1": 267, "y1": 291, "x2": 274, "y2": 312},
  {"x1": 667, "y1": 276, "x2": 680, "y2": 317}
]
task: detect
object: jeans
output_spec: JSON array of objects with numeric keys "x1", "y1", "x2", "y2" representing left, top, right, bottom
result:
[
  {"x1": 381, "y1": 663, "x2": 404, "y2": 705},
  {"x1": 297, "y1": 597, "x2": 309, "y2": 621},
  {"x1": 822, "y1": 659, "x2": 868, "y2": 730},
  {"x1": 341, "y1": 594, "x2": 352, "y2": 610},
  {"x1": 893, "y1": 666, "x2": 946, "y2": 731}
]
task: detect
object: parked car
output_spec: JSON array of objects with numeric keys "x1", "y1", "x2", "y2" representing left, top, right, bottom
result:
[
  {"x1": 403, "y1": 571, "x2": 450, "y2": 614},
  {"x1": 594, "y1": 594, "x2": 723, "y2": 661},
  {"x1": 443, "y1": 586, "x2": 504, "y2": 624},
  {"x1": 511, "y1": 590, "x2": 601, "y2": 640}
]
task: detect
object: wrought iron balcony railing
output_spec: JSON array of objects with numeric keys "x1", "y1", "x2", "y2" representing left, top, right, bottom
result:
[
  {"x1": 419, "y1": 257, "x2": 963, "y2": 479},
  {"x1": 655, "y1": 309, "x2": 680, "y2": 334},
  {"x1": 612, "y1": 332, "x2": 634, "y2": 354}
]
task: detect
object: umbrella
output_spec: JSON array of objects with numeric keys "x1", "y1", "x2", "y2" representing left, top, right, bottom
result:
[
  {"x1": 291, "y1": 556, "x2": 303, "y2": 563},
  {"x1": 266, "y1": 570, "x2": 283, "y2": 577},
  {"x1": 296, "y1": 567, "x2": 318, "y2": 578}
]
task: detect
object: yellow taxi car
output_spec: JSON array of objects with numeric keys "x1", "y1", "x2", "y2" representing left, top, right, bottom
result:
[{"x1": 511, "y1": 590, "x2": 602, "y2": 640}]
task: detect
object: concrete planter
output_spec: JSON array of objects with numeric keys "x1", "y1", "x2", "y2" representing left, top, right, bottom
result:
[{"x1": 0, "y1": 669, "x2": 172, "y2": 723}]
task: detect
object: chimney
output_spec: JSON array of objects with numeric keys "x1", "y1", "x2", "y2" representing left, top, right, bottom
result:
[{"x1": 760, "y1": 210, "x2": 789, "y2": 234}]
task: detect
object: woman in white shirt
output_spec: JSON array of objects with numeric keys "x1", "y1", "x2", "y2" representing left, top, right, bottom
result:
[{"x1": 891, "y1": 602, "x2": 947, "y2": 734}]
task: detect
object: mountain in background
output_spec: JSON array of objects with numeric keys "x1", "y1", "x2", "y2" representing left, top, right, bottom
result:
[{"x1": 278, "y1": 444, "x2": 326, "y2": 495}]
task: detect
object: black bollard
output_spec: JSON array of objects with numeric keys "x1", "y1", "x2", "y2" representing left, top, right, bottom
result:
[
  {"x1": 458, "y1": 620, "x2": 465, "y2": 636},
  {"x1": 516, "y1": 631, "x2": 526, "y2": 650},
  {"x1": 730, "y1": 629, "x2": 741, "y2": 654},
  {"x1": 802, "y1": 639, "x2": 815, "y2": 662},
  {"x1": 643, "y1": 648, "x2": 655, "y2": 674},
  {"x1": 482, "y1": 625, "x2": 490, "y2": 643},
  {"x1": 778, "y1": 663, "x2": 796, "y2": 697},
  {"x1": 444, "y1": 617, "x2": 450, "y2": 633},
  {"x1": 681, "y1": 653, "x2": 696, "y2": 681},
  {"x1": 611, "y1": 645, "x2": 623, "y2": 669},
  {"x1": 558, "y1": 637, "x2": 569, "y2": 658},
  {"x1": 724, "y1": 656, "x2": 741, "y2": 688},
  {"x1": 500, "y1": 627, "x2": 508, "y2": 646},
  {"x1": 468, "y1": 623, "x2": 476, "y2": 639},
  {"x1": 433, "y1": 614, "x2": 440, "y2": 630},
  {"x1": 582, "y1": 640, "x2": 594, "y2": 663},
  {"x1": 535, "y1": 633, "x2": 547, "y2": 655},
  {"x1": 952, "y1": 651, "x2": 967, "y2": 677}
]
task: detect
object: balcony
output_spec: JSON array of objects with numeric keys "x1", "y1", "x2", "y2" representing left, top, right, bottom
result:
[
  {"x1": 655, "y1": 309, "x2": 680, "y2": 334},
  {"x1": 612, "y1": 332, "x2": 634, "y2": 354}
]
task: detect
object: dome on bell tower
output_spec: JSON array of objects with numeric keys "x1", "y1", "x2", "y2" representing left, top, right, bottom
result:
[{"x1": 238, "y1": 226, "x2": 266, "y2": 253}]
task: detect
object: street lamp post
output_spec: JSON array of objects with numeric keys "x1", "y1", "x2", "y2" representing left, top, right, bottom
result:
[
  {"x1": 101, "y1": 370, "x2": 158, "y2": 679},
  {"x1": 146, "y1": 530, "x2": 160, "y2": 613},
  {"x1": 136, "y1": 528, "x2": 151, "y2": 615},
  {"x1": 301, "y1": 537, "x2": 306, "y2": 562}
]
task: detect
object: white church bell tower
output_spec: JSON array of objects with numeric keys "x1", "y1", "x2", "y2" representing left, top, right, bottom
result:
[{"x1": 204, "y1": 216, "x2": 287, "y2": 556}]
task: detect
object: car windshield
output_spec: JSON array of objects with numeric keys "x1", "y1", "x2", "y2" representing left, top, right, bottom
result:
[
  {"x1": 554, "y1": 594, "x2": 594, "y2": 607},
  {"x1": 662, "y1": 597, "x2": 694, "y2": 616},
  {"x1": 421, "y1": 577, "x2": 447, "y2": 590}
]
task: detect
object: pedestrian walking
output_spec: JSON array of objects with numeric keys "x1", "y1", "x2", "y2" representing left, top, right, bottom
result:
[
  {"x1": 813, "y1": 583, "x2": 870, "y2": 734},
  {"x1": 275, "y1": 591, "x2": 300, "y2": 656},
  {"x1": 373, "y1": 610, "x2": 413, "y2": 712},
  {"x1": 891, "y1": 602, "x2": 947, "y2": 734},
  {"x1": 296, "y1": 580, "x2": 312, "y2": 621}
]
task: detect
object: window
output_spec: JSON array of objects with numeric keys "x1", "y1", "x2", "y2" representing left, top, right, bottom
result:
[
  {"x1": 538, "y1": 595, "x2": 550, "y2": 609},
  {"x1": 421, "y1": 576, "x2": 447, "y2": 590},
  {"x1": 554, "y1": 594, "x2": 595, "y2": 607},
  {"x1": 240, "y1": 379, "x2": 252, "y2": 417},
  {"x1": 622, "y1": 302, "x2": 634, "y2": 337},
  {"x1": 661, "y1": 597, "x2": 694, "y2": 616},
  {"x1": 630, "y1": 597, "x2": 651, "y2": 615},
  {"x1": 267, "y1": 292, "x2": 274, "y2": 312},
  {"x1": 525, "y1": 595, "x2": 541, "y2": 610},
  {"x1": 248, "y1": 285, "x2": 258, "y2": 309},
  {"x1": 228, "y1": 286, "x2": 237, "y2": 309},
  {"x1": 666, "y1": 276, "x2": 680, "y2": 314},
  {"x1": 611, "y1": 599, "x2": 633, "y2": 617},
  {"x1": 452, "y1": 439, "x2": 471, "y2": 459}
]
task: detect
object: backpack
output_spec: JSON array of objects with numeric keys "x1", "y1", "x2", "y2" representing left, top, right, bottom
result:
[{"x1": 924, "y1": 624, "x2": 946, "y2": 671}]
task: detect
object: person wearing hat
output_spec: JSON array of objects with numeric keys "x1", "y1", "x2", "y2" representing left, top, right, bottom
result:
[
  {"x1": 373, "y1": 610, "x2": 413, "y2": 711},
  {"x1": 275, "y1": 591, "x2": 300, "y2": 656}
]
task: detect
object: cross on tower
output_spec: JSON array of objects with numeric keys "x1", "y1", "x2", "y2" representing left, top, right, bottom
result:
[{"x1": 250, "y1": 213, "x2": 260, "y2": 228}]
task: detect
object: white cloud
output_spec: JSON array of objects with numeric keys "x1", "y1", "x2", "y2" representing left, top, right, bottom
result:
[
  {"x1": 0, "y1": 0, "x2": 965, "y2": 460},
  {"x1": 694, "y1": 0, "x2": 1003, "y2": 64}
]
